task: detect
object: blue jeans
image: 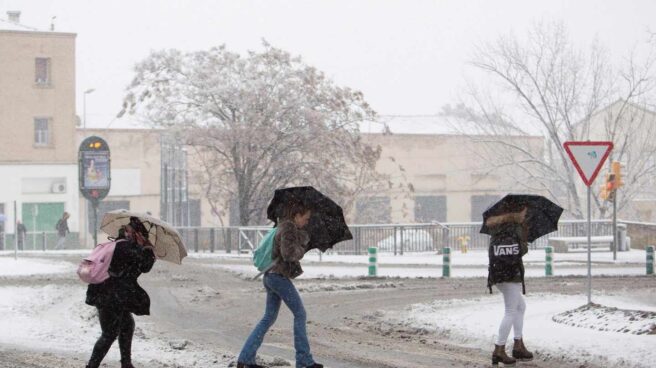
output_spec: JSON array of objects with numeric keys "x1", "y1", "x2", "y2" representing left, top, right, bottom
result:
[{"x1": 238, "y1": 272, "x2": 315, "y2": 368}]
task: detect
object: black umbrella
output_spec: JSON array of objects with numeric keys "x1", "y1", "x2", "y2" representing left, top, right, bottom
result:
[
  {"x1": 479, "y1": 194, "x2": 564, "y2": 243},
  {"x1": 267, "y1": 186, "x2": 353, "y2": 252}
]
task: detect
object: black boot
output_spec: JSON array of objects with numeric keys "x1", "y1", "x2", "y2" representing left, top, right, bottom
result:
[
  {"x1": 305, "y1": 364, "x2": 324, "y2": 368},
  {"x1": 237, "y1": 363, "x2": 266, "y2": 368},
  {"x1": 492, "y1": 344, "x2": 516, "y2": 366},
  {"x1": 512, "y1": 338, "x2": 534, "y2": 361}
]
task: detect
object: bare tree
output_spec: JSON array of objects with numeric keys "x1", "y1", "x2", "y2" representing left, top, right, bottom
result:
[
  {"x1": 442, "y1": 22, "x2": 656, "y2": 219},
  {"x1": 121, "y1": 42, "x2": 387, "y2": 225}
]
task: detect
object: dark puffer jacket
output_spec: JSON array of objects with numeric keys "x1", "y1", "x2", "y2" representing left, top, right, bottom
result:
[
  {"x1": 86, "y1": 239, "x2": 155, "y2": 315},
  {"x1": 269, "y1": 220, "x2": 310, "y2": 279}
]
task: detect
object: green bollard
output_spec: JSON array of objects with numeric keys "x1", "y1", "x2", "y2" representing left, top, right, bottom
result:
[
  {"x1": 545, "y1": 246, "x2": 553, "y2": 276},
  {"x1": 647, "y1": 246, "x2": 654, "y2": 275},
  {"x1": 442, "y1": 247, "x2": 451, "y2": 277},
  {"x1": 368, "y1": 247, "x2": 378, "y2": 277}
]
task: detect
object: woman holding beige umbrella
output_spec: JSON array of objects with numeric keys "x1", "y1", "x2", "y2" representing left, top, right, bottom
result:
[{"x1": 84, "y1": 211, "x2": 187, "y2": 368}]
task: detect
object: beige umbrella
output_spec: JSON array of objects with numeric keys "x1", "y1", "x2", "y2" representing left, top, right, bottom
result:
[{"x1": 100, "y1": 209, "x2": 188, "y2": 264}]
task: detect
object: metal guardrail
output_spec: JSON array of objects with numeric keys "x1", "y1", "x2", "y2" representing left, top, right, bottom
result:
[
  {"x1": 175, "y1": 220, "x2": 615, "y2": 255},
  {"x1": 1, "y1": 231, "x2": 59, "y2": 251}
]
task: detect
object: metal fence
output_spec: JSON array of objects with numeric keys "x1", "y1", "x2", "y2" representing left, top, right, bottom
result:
[
  {"x1": 175, "y1": 219, "x2": 614, "y2": 255},
  {"x1": 0, "y1": 221, "x2": 615, "y2": 254},
  {"x1": 2, "y1": 231, "x2": 61, "y2": 251}
]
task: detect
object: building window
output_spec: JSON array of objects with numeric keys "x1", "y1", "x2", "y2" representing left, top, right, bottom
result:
[
  {"x1": 34, "y1": 118, "x2": 50, "y2": 146},
  {"x1": 415, "y1": 195, "x2": 447, "y2": 223},
  {"x1": 470, "y1": 195, "x2": 501, "y2": 221},
  {"x1": 356, "y1": 196, "x2": 391, "y2": 224},
  {"x1": 35, "y1": 58, "x2": 51, "y2": 85}
]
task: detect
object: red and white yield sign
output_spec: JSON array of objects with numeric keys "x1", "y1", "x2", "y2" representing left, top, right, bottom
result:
[{"x1": 563, "y1": 141, "x2": 614, "y2": 187}]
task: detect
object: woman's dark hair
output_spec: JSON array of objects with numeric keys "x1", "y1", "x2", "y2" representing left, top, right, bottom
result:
[
  {"x1": 113, "y1": 218, "x2": 149, "y2": 241},
  {"x1": 490, "y1": 222, "x2": 525, "y2": 246},
  {"x1": 280, "y1": 199, "x2": 311, "y2": 221},
  {"x1": 129, "y1": 217, "x2": 150, "y2": 238},
  {"x1": 116, "y1": 227, "x2": 127, "y2": 240}
]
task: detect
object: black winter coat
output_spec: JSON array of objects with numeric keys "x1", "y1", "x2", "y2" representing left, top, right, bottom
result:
[
  {"x1": 56, "y1": 218, "x2": 69, "y2": 237},
  {"x1": 86, "y1": 239, "x2": 155, "y2": 315}
]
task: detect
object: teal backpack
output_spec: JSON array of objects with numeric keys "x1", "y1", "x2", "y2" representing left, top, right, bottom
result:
[{"x1": 253, "y1": 228, "x2": 278, "y2": 272}]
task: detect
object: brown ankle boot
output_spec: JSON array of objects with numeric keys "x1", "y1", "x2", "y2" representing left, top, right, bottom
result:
[
  {"x1": 492, "y1": 344, "x2": 516, "y2": 366},
  {"x1": 512, "y1": 338, "x2": 534, "y2": 361}
]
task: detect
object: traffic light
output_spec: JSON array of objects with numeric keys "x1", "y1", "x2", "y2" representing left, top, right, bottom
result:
[
  {"x1": 600, "y1": 173, "x2": 612, "y2": 200},
  {"x1": 611, "y1": 161, "x2": 623, "y2": 189}
]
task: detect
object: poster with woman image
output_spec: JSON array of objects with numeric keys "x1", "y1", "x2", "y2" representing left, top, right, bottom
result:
[{"x1": 83, "y1": 153, "x2": 110, "y2": 189}]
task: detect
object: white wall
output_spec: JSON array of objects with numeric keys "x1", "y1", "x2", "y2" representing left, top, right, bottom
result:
[
  {"x1": 0, "y1": 164, "x2": 80, "y2": 232},
  {"x1": 109, "y1": 168, "x2": 142, "y2": 196}
]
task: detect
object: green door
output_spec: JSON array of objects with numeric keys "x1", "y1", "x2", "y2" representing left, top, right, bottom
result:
[{"x1": 22, "y1": 202, "x2": 65, "y2": 233}]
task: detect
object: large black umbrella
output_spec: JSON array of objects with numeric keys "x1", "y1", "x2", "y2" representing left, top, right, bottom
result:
[
  {"x1": 480, "y1": 194, "x2": 564, "y2": 243},
  {"x1": 267, "y1": 186, "x2": 353, "y2": 252}
]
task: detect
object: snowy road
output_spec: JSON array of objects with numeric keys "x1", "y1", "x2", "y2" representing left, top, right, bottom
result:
[{"x1": 1, "y1": 254, "x2": 654, "y2": 367}]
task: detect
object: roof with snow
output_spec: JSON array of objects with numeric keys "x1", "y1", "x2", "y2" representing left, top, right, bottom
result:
[
  {"x1": 359, "y1": 115, "x2": 543, "y2": 137},
  {"x1": 359, "y1": 115, "x2": 477, "y2": 135},
  {"x1": 0, "y1": 16, "x2": 40, "y2": 32}
]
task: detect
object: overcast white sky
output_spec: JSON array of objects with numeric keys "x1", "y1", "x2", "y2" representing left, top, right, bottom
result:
[{"x1": 2, "y1": 0, "x2": 655, "y2": 130}]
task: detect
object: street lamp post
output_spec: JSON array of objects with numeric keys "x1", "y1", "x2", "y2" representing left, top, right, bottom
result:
[
  {"x1": 82, "y1": 88, "x2": 95, "y2": 247},
  {"x1": 83, "y1": 88, "x2": 95, "y2": 130}
]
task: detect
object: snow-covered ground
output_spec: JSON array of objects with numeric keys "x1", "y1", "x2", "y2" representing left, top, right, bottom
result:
[
  {"x1": 0, "y1": 284, "x2": 233, "y2": 367},
  {"x1": 0, "y1": 257, "x2": 74, "y2": 276},
  {"x1": 373, "y1": 291, "x2": 656, "y2": 368}
]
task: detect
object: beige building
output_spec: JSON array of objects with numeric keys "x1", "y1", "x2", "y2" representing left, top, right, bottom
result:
[
  {"x1": 356, "y1": 129, "x2": 545, "y2": 224},
  {"x1": 75, "y1": 117, "x2": 545, "y2": 229},
  {"x1": 0, "y1": 12, "x2": 78, "y2": 247}
]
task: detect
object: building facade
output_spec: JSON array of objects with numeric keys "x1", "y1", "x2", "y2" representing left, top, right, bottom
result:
[
  {"x1": 0, "y1": 13, "x2": 78, "y2": 248},
  {"x1": 356, "y1": 131, "x2": 545, "y2": 224},
  {"x1": 76, "y1": 124, "x2": 544, "y2": 229}
]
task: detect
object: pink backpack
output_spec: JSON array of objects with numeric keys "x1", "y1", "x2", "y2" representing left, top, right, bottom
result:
[{"x1": 77, "y1": 240, "x2": 125, "y2": 284}]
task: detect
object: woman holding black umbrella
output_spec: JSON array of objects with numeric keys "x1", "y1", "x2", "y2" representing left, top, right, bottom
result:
[
  {"x1": 486, "y1": 211, "x2": 533, "y2": 366},
  {"x1": 237, "y1": 198, "x2": 323, "y2": 368},
  {"x1": 482, "y1": 194, "x2": 563, "y2": 366}
]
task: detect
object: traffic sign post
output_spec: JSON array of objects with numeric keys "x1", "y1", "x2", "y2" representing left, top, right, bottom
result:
[
  {"x1": 564, "y1": 141, "x2": 613, "y2": 305},
  {"x1": 79, "y1": 136, "x2": 111, "y2": 246}
]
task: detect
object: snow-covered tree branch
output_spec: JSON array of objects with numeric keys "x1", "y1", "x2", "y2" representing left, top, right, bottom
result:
[
  {"x1": 442, "y1": 22, "x2": 656, "y2": 219},
  {"x1": 121, "y1": 42, "x2": 387, "y2": 225}
]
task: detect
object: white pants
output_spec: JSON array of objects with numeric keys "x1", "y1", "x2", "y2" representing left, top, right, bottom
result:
[{"x1": 496, "y1": 282, "x2": 526, "y2": 345}]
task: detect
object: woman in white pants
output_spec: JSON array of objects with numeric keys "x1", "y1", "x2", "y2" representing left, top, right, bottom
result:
[{"x1": 486, "y1": 217, "x2": 534, "y2": 366}]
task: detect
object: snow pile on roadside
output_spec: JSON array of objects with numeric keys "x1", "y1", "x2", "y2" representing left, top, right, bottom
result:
[
  {"x1": 0, "y1": 285, "x2": 234, "y2": 367},
  {"x1": 374, "y1": 293, "x2": 656, "y2": 368},
  {"x1": 553, "y1": 303, "x2": 656, "y2": 335},
  {"x1": 0, "y1": 257, "x2": 73, "y2": 276}
]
